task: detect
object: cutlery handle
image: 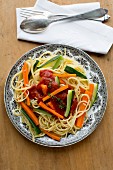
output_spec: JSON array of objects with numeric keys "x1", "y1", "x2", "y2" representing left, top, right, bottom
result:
[{"x1": 51, "y1": 8, "x2": 108, "y2": 23}]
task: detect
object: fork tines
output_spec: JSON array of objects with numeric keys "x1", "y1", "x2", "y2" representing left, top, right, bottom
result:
[{"x1": 20, "y1": 8, "x2": 44, "y2": 18}]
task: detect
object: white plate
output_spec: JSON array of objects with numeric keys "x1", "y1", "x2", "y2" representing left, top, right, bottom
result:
[{"x1": 4, "y1": 44, "x2": 107, "y2": 147}]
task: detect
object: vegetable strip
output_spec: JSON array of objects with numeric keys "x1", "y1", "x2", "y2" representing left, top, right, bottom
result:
[
  {"x1": 64, "y1": 65, "x2": 87, "y2": 79},
  {"x1": 39, "y1": 101, "x2": 64, "y2": 119},
  {"x1": 20, "y1": 102, "x2": 39, "y2": 126},
  {"x1": 42, "y1": 129, "x2": 61, "y2": 141},
  {"x1": 89, "y1": 83, "x2": 94, "y2": 94},
  {"x1": 24, "y1": 91, "x2": 30, "y2": 106},
  {"x1": 37, "y1": 55, "x2": 62, "y2": 69},
  {"x1": 21, "y1": 109, "x2": 41, "y2": 134},
  {"x1": 22, "y1": 62, "x2": 30, "y2": 106},
  {"x1": 42, "y1": 85, "x2": 69, "y2": 102},
  {"x1": 75, "y1": 87, "x2": 94, "y2": 128},
  {"x1": 53, "y1": 73, "x2": 76, "y2": 78},
  {"x1": 22, "y1": 62, "x2": 29, "y2": 86},
  {"x1": 59, "y1": 78, "x2": 66, "y2": 84},
  {"x1": 75, "y1": 99, "x2": 87, "y2": 128},
  {"x1": 47, "y1": 101, "x2": 55, "y2": 110}
]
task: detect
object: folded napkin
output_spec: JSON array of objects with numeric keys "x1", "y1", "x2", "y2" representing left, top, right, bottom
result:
[{"x1": 16, "y1": 0, "x2": 113, "y2": 54}]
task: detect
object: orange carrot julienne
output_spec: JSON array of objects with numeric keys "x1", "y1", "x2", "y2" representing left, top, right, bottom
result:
[
  {"x1": 53, "y1": 73, "x2": 76, "y2": 78},
  {"x1": 89, "y1": 83, "x2": 94, "y2": 94},
  {"x1": 82, "y1": 91, "x2": 92, "y2": 103},
  {"x1": 47, "y1": 101, "x2": 55, "y2": 110},
  {"x1": 42, "y1": 129, "x2": 61, "y2": 141},
  {"x1": 43, "y1": 85, "x2": 69, "y2": 102},
  {"x1": 22, "y1": 62, "x2": 30, "y2": 106},
  {"x1": 20, "y1": 102, "x2": 39, "y2": 126},
  {"x1": 75, "y1": 90, "x2": 93, "y2": 128},
  {"x1": 22, "y1": 88, "x2": 30, "y2": 106},
  {"x1": 22, "y1": 62, "x2": 29, "y2": 86},
  {"x1": 75, "y1": 113, "x2": 86, "y2": 128},
  {"x1": 24, "y1": 91, "x2": 30, "y2": 106},
  {"x1": 39, "y1": 101, "x2": 64, "y2": 119},
  {"x1": 79, "y1": 86, "x2": 85, "y2": 94},
  {"x1": 75, "y1": 107, "x2": 86, "y2": 128},
  {"x1": 59, "y1": 78, "x2": 66, "y2": 85}
]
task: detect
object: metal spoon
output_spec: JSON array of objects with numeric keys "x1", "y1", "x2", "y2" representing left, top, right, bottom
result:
[
  {"x1": 20, "y1": 8, "x2": 108, "y2": 34},
  {"x1": 20, "y1": 8, "x2": 110, "y2": 22}
]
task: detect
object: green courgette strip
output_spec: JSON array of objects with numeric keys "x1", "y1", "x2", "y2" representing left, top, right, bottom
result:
[
  {"x1": 33, "y1": 60, "x2": 39, "y2": 71},
  {"x1": 52, "y1": 56, "x2": 64, "y2": 69},
  {"x1": 28, "y1": 60, "x2": 39, "y2": 79},
  {"x1": 64, "y1": 90, "x2": 75, "y2": 117},
  {"x1": 21, "y1": 109, "x2": 41, "y2": 135},
  {"x1": 90, "y1": 83, "x2": 98, "y2": 107},
  {"x1": 64, "y1": 65, "x2": 87, "y2": 79},
  {"x1": 37, "y1": 55, "x2": 62, "y2": 69},
  {"x1": 55, "y1": 76, "x2": 60, "y2": 86}
]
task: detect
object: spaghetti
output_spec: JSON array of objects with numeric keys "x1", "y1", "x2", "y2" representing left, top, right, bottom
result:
[{"x1": 11, "y1": 49, "x2": 96, "y2": 141}]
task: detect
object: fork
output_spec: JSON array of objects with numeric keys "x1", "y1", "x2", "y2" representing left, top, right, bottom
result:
[
  {"x1": 20, "y1": 8, "x2": 69, "y2": 20},
  {"x1": 20, "y1": 8, "x2": 110, "y2": 22}
]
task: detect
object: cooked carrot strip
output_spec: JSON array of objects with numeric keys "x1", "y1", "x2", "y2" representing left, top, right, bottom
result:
[
  {"x1": 75, "y1": 107, "x2": 86, "y2": 128},
  {"x1": 20, "y1": 102, "x2": 39, "y2": 126},
  {"x1": 89, "y1": 83, "x2": 94, "y2": 93},
  {"x1": 24, "y1": 91, "x2": 30, "y2": 106},
  {"x1": 39, "y1": 101, "x2": 64, "y2": 119},
  {"x1": 79, "y1": 86, "x2": 85, "y2": 94},
  {"x1": 42, "y1": 129, "x2": 61, "y2": 141},
  {"x1": 82, "y1": 91, "x2": 92, "y2": 102},
  {"x1": 47, "y1": 101, "x2": 55, "y2": 110},
  {"x1": 75, "y1": 90, "x2": 93, "y2": 128},
  {"x1": 43, "y1": 85, "x2": 69, "y2": 102},
  {"x1": 59, "y1": 78, "x2": 66, "y2": 84},
  {"x1": 53, "y1": 73, "x2": 76, "y2": 78},
  {"x1": 22, "y1": 62, "x2": 30, "y2": 106},
  {"x1": 22, "y1": 62, "x2": 29, "y2": 86},
  {"x1": 75, "y1": 113, "x2": 86, "y2": 128}
]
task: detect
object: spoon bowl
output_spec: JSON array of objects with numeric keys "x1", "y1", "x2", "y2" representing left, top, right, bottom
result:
[{"x1": 20, "y1": 14, "x2": 50, "y2": 33}]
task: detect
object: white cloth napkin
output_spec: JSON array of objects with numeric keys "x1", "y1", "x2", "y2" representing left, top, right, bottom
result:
[{"x1": 16, "y1": 0, "x2": 113, "y2": 54}]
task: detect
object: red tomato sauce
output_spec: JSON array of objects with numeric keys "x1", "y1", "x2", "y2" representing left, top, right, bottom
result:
[
  {"x1": 28, "y1": 85, "x2": 43, "y2": 103},
  {"x1": 28, "y1": 69, "x2": 59, "y2": 102},
  {"x1": 28, "y1": 69, "x2": 78, "y2": 116},
  {"x1": 40, "y1": 69, "x2": 54, "y2": 79},
  {"x1": 70, "y1": 98, "x2": 78, "y2": 114},
  {"x1": 50, "y1": 89, "x2": 68, "y2": 116}
]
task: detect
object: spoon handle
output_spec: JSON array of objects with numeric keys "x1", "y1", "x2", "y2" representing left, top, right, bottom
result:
[{"x1": 50, "y1": 8, "x2": 108, "y2": 23}]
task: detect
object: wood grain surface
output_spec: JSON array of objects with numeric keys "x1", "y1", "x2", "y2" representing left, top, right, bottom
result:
[{"x1": 0, "y1": 0, "x2": 113, "y2": 170}]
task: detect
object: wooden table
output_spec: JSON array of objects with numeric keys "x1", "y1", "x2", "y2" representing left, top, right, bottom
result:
[{"x1": 0, "y1": 0, "x2": 113, "y2": 169}]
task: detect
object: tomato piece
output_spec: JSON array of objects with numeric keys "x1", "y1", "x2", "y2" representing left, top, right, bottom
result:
[
  {"x1": 38, "y1": 77, "x2": 59, "y2": 93},
  {"x1": 40, "y1": 69, "x2": 53, "y2": 78},
  {"x1": 28, "y1": 85, "x2": 43, "y2": 103},
  {"x1": 38, "y1": 77, "x2": 52, "y2": 86},
  {"x1": 48, "y1": 81, "x2": 59, "y2": 93},
  {"x1": 28, "y1": 85, "x2": 37, "y2": 99}
]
